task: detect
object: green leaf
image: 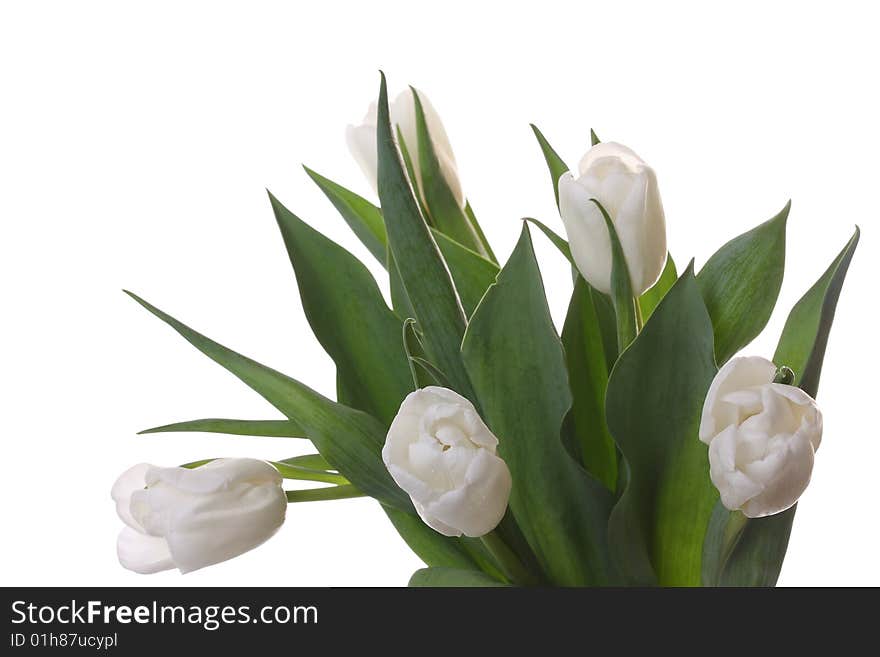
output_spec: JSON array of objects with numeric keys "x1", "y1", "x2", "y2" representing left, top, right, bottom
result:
[
  {"x1": 270, "y1": 192, "x2": 413, "y2": 427},
  {"x1": 387, "y1": 248, "x2": 416, "y2": 319},
  {"x1": 408, "y1": 567, "x2": 508, "y2": 587},
  {"x1": 395, "y1": 126, "x2": 431, "y2": 224},
  {"x1": 774, "y1": 226, "x2": 860, "y2": 398},
  {"x1": 700, "y1": 503, "x2": 748, "y2": 586},
  {"x1": 525, "y1": 217, "x2": 619, "y2": 368},
  {"x1": 383, "y1": 505, "x2": 483, "y2": 572},
  {"x1": 139, "y1": 418, "x2": 305, "y2": 437},
  {"x1": 285, "y1": 485, "x2": 363, "y2": 503},
  {"x1": 530, "y1": 123, "x2": 569, "y2": 206},
  {"x1": 463, "y1": 201, "x2": 498, "y2": 265},
  {"x1": 280, "y1": 454, "x2": 335, "y2": 471},
  {"x1": 125, "y1": 290, "x2": 412, "y2": 513},
  {"x1": 401, "y1": 317, "x2": 445, "y2": 389},
  {"x1": 561, "y1": 276, "x2": 617, "y2": 491},
  {"x1": 303, "y1": 166, "x2": 387, "y2": 264},
  {"x1": 376, "y1": 73, "x2": 475, "y2": 402},
  {"x1": 606, "y1": 264, "x2": 718, "y2": 585},
  {"x1": 697, "y1": 202, "x2": 789, "y2": 364},
  {"x1": 269, "y1": 461, "x2": 349, "y2": 485},
  {"x1": 410, "y1": 88, "x2": 492, "y2": 259},
  {"x1": 462, "y1": 224, "x2": 615, "y2": 586},
  {"x1": 704, "y1": 227, "x2": 860, "y2": 586},
  {"x1": 410, "y1": 357, "x2": 451, "y2": 387},
  {"x1": 593, "y1": 199, "x2": 637, "y2": 353},
  {"x1": 638, "y1": 254, "x2": 677, "y2": 321},
  {"x1": 523, "y1": 217, "x2": 572, "y2": 263},
  {"x1": 432, "y1": 230, "x2": 499, "y2": 317},
  {"x1": 590, "y1": 129, "x2": 601, "y2": 146}
]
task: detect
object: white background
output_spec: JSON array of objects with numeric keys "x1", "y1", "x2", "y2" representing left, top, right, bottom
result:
[{"x1": 2, "y1": 1, "x2": 877, "y2": 586}]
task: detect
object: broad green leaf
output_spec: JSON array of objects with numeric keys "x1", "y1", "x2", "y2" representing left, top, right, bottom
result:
[
  {"x1": 530, "y1": 123, "x2": 569, "y2": 206},
  {"x1": 462, "y1": 225, "x2": 615, "y2": 586},
  {"x1": 593, "y1": 199, "x2": 637, "y2": 353},
  {"x1": 703, "y1": 227, "x2": 859, "y2": 586},
  {"x1": 700, "y1": 500, "x2": 793, "y2": 587},
  {"x1": 639, "y1": 254, "x2": 677, "y2": 321},
  {"x1": 383, "y1": 505, "x2": 482, "y2": 572},
  {"x1": 397, "y1": 125, "x2": 432, "y2": 225},
  {"x1": 526, "y1": 216, "x2": 619, "y2": 368},
  {"x1": 697, "y1": 202, "x2": 789, "y2": 364},
  {"x1": 139, "y1": 418, "x2": 305, "y2": 437},
  {"x1": 463, "y1": 201, "x2": 498, "y2": 265},
  {"x1": 387, "y1": 248, "x2": 416, "y2": 320},
  {"x1": 710, "y1": 506, "x2": 796, "y2": 586},
  {"x1": 561, "y1": 276, "x2": 616, "y2": 491},
  {"x1": 409, "y1": 567, "x2": 508, "y2": 587},
  {"x1": 700, "y1": 504, "x2": 748, "y2": 586},
  {"x1": 432, "y1": 230, "x2": 499, "y2": 317},
  {"x1": 376, "y1": 73, "x2": 475, "y2": 402},
  {"x1": 523, "y1": 217, "x2": 572, "y2": 263},
  {"x1": 606, "y1": 264, "x2": 718, "y2": 585},
  {"x1": 591, "y1": 286, "x2": 620, "y2": 371},
  {"x1": 280, "y1": 454, "x2": 335, "y2": 471},
  {"x1": 303, "y1": 168, "x2": 499, "y2": 292},
  {"x1": 774, "y1": 226, "x2": 860, "y2": 398},
  {"x1": 411, "y1": 88, "x2": 492, "y2": 259},
  {"x1": 303, "y1": 166, "x2": 387, "y2": 264},
  {"x1": 125, "y1": 291, "x2": 412, "y2": 513},
  {"x1": 271, "y1": 192, "x2": 413, "y2": 427}
]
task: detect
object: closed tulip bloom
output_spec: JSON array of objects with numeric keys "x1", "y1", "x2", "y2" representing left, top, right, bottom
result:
[
  {"x1": 382, "y1": 387, "x2": 512, "y2": 537},
  {"x1": 346, "y1": 88, "x2": 465, "y2": 208},
  {"x1": 558, "y1": 142, "x2": 667, "y2": 295},
  {"x1": 112, "y1": 458, "x2": 287, "y2": 574},
  {"x1": 699, "y1": 356, "x2": 823, "y2": 518}
]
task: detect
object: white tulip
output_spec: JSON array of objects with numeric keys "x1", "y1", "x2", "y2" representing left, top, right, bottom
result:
[
  {"x1": 111, "y1": 458, "x2": 287, "y2": 574},
  {"x1": 382, "y1": 386, "x2": 512, "y2": 537},
  {"x1": 346, "y1": 89, "x2": 465, "y2": 208},
  {"x1": 699, "y1": 356, "x2": 823, "y2": 518},
  {"x1": 558, "y1": 142, "x2": 667, "y2": 295}
]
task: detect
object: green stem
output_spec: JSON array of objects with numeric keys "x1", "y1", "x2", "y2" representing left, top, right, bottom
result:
[
  {"x1": 634, "y1": 296, "x2": 644, "y2": 333},
  {"x1": 285, "y1": 485, "x2": 363, "y2": 503},
  {"x1": 480, "y1": 530, "x2": 539, "y2": 586},
  {"x1": 269, "y1": 461, "x2": 349, "y2": 486},
  {"x1": 716, "y1": 511, "x2": 749, "y2": 583}
]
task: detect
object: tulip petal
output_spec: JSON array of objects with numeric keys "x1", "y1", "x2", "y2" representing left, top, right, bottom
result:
[
  {"x1": 558, "y1": 172, "x2": 612, "y2": 294},
  {"x1": 577, "y1": 141, "x2": 643, "y2": 177},
  {"x1": 111, "y1": 463, "x2": 151, "y2": 531},
  {"x1": 699, "y1": 356, "x2": 777, "y2": 443},
  {"x1": 116, "y1": 527, "x2": 174, "y2": 574},
  {"x1": 345, "y1": 116, "x2": 380, "y2": 197},
  {"x1": 742, "y1": 434, "x2": 815, "y2": 518}
]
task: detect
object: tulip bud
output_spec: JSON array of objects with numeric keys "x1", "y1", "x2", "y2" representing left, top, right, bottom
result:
[
  {"x1": 346, "y1": 88, "x2": 465, "y2": 208},
  {"x1": 557, "y1": 142, "x2": 667, "y2": 296},
  {"x1": 382, "y1": 386, "x2": 512, "y2": 537},
  {"x1": 699, "y1": 356, "x2": 823, "y2": 518},
  {"x1": 111, "y1": 458, "x2": 287, "y2": 574}
]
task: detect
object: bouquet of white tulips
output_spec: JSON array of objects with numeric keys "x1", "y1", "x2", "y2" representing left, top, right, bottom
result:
[{"x1": 116, "y1": 73, "x2": 859, "y2": 586}]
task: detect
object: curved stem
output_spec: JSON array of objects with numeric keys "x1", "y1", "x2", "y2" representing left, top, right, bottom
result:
[{"x1": 480, "y1": 530, "x2": 540, "y2": 586}]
